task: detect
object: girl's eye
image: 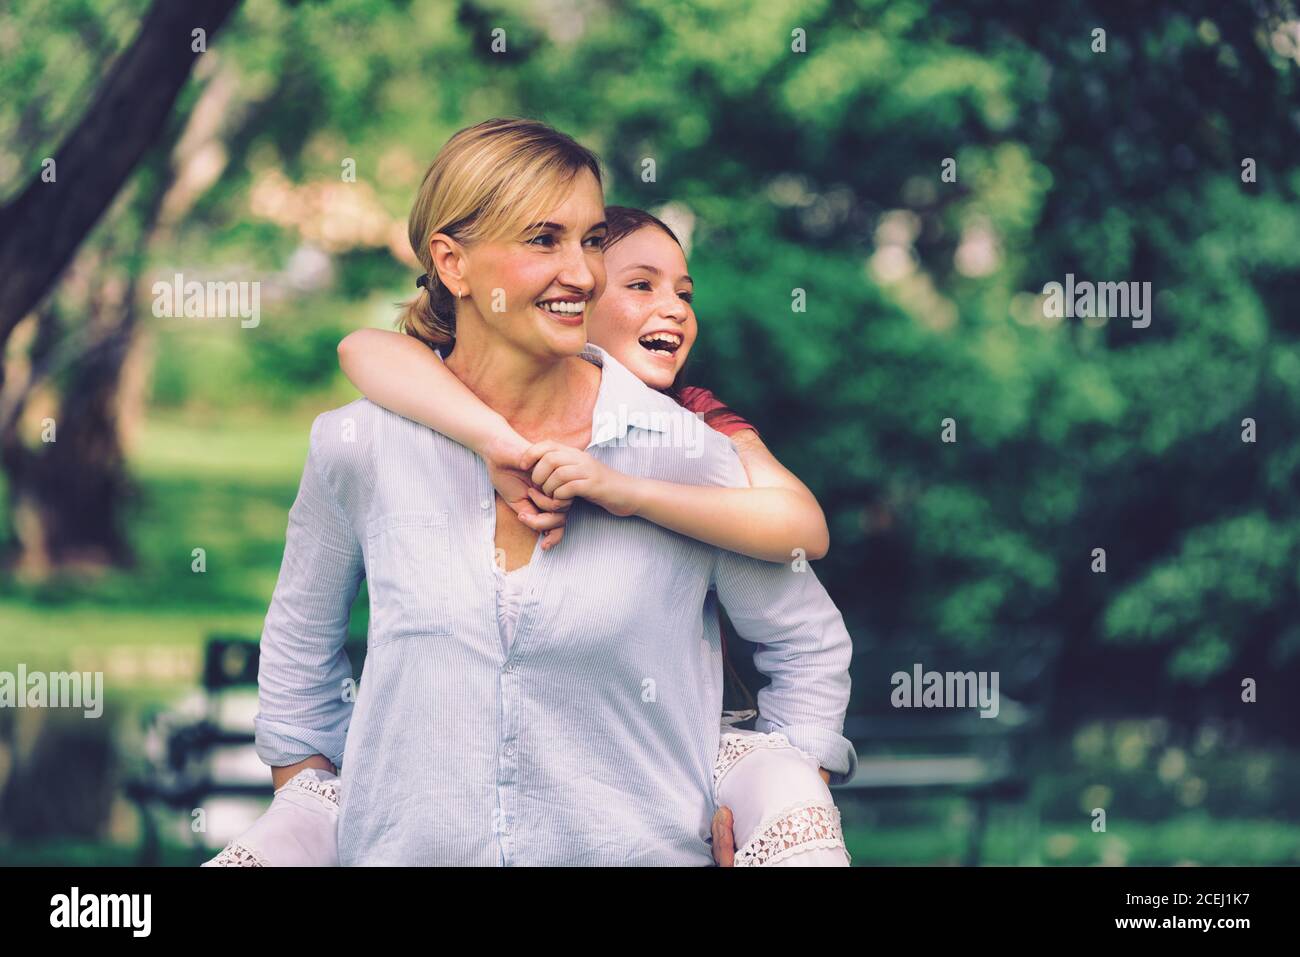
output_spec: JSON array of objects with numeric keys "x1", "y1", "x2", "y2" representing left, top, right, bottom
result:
[
  {"x1": 679, "y1": 291, "x2": 693, "y2": 303},
  {"x1": 627, "y1": 280, "x2": 652, "y2": 291}
]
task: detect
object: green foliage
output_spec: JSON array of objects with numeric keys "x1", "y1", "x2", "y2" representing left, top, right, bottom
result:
[{"x1": 6, "y1": 0, "x2": 1300, "y2": 726}]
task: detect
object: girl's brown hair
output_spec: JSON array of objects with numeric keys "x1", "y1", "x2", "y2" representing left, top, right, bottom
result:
[
  {"x1": 400, "y1": 118, "x2": 603, "y2": 349},
  {"x1": 602, "y1": 205, "x2": 682, "y2": 253}
]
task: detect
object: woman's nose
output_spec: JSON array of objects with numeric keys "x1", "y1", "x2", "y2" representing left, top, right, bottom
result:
[{"x1": 556, "y1": 242, "x2": 598, "y2": 292}]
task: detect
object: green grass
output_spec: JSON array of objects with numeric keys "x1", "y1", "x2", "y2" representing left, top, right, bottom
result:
[
  {"x1": 845, "y1": 812, "x2": 1300, "y2": 866},
  {"x1": 1, "y1": 409, "x2": 325, "y2": 669}
]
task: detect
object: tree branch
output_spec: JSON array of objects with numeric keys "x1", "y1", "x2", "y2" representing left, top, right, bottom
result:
[{"x1": 0, "y1": 0, "x2": 242, "y2": 347}]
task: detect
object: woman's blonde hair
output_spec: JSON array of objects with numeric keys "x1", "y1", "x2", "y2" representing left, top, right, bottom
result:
[{"x1": 399, "y1": 118, "x2": 604, "y2": 349}]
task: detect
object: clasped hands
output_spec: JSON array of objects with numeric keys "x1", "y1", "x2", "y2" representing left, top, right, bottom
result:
[{"x1": 486, "y1": 436, "x2": 643, "y2": 550}]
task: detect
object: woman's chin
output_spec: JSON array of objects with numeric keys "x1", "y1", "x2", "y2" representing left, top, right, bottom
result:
[{"x1": 537, "y1": 324, "x2": 588, "y2": 357}]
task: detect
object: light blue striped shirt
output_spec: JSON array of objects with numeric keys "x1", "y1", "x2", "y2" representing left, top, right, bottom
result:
[{"x1": 254, "y1": 344, "x2": 857, "y2": 865}]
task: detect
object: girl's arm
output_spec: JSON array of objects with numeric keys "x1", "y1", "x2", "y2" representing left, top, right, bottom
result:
[
  {"x1": 338, "y1": 328, "x2": 527, "y2": 471},
  {"x1": 340, "y1": 328, "x2": 829, "y2": 563},
  {"x1": 521, "y1": 432, "x2": 831, "y2": 563},
  {"x1": 628, "y1": 429, "x2": 829, "y2": 561},
  {"x1": 337, "y1": 329, "x2": 568, "y2": 544}
]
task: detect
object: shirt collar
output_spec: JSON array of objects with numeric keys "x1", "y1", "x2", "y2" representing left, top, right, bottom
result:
[{"x1": 581, "y1": 343, "x2": 678, "y2": 447}]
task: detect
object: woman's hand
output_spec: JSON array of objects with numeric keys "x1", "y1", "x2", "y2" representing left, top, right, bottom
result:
[
  {"x1": 482, "y1": 434, "x2": 571, "y2": 549},
  {"x1": 520, "y1": 440, "x2": 643, "y2": 518},
  {"x1": 711, "y1": 806, "x2": 736, "y2": 866}
]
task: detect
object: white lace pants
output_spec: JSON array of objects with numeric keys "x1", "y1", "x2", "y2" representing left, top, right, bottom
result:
[{"x1": 713, "y1": 724, "x2": 851, "y2": 867}]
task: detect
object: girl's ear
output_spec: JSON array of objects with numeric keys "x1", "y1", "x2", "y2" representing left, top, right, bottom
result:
[{"x1": 429, "y1": 233, "x2": 467, "y2": 297}]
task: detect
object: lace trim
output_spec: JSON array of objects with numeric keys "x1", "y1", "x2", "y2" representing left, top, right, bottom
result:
[
  {"x1": 279, "y1": 771, "x2": 341, "y2": 807},
  {"x1": 713, "y1": 730, "x2": 829, "y2": 798},
  {"x1": 205, "y1": 841, "x2": 266, "y2": 867},
  {"x1": 733, "y1": 801, "x2": 850, "y2": 867}
]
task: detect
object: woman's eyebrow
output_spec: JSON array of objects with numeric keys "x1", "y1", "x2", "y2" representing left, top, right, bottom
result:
[
  {"x1": 620, "y1": 264, "x2": 693, "y2": 285},
  {"x1": 526, "y1": 220, "x2": 608, "y2": 233}
]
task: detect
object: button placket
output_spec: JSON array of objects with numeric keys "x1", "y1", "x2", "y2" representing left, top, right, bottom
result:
[{"x1": 481, "y1": 460, "x2": 518, "y2": 862}]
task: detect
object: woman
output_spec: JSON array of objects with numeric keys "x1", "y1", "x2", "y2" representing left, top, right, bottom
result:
[{"x1": 218, "y1": 118, "x2": 855, "y2": 866}]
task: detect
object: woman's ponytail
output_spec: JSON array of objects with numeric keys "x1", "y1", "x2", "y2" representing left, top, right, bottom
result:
[{"x1": 398, "y1": 272, "x2": 456, "y2": 350}]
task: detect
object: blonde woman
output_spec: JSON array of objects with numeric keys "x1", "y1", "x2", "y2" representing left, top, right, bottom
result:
[{"x1": 210, "y1": 118, "x2": 855, "y2": 866}]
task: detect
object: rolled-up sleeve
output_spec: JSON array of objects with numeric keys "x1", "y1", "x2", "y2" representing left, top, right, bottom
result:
[
  {"x1": 701, "y1": 435, "x2": 856, "y2": 784},
  {"x1": 713, "y1": 554, "x2": 858, "y2": 784},
  {"x1": 254, "y1": 414, "x2": 364, "y2": 772}
]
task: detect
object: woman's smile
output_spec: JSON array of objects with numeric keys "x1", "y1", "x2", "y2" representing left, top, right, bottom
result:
[{"x1": 536, "y1": 295, "x2": 589, "y2": 327}]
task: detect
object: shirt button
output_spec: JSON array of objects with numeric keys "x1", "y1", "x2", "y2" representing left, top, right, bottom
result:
[
  {"x1": 480, "y1": 498, "x2": 491, "y2": 510},
  {"x1": 505, "y1": 661, "x2": 516, "y2": 672},
  {"x1": 504, "y1": 743, "x2": 515, "y2": 756}
]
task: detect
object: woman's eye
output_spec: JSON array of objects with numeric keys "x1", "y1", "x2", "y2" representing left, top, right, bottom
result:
[
  {"x1": 584, "y1": 235, "x2": 606, "y2": 249},
  {"x1": 526, "y1": 234, "x2": 555, "y2": 247}
]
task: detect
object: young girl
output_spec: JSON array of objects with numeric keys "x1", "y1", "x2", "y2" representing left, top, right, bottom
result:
[{"x1": 335, "y1": 206, "x2": 850, "y2": 867}]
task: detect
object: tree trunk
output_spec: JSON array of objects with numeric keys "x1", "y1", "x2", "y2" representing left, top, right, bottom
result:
[
  {"x1": 1, "y1": 144, "x2": 178, "y2": 579},
  {"x1": 2, "y1": 301, "x2": 143, "y2": 578},
  {"x1": 0, "y1": 0, "x2": 242, "y2": 351}
]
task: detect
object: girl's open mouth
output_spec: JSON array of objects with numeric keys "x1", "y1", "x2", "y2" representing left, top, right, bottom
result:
[{"x1": 638, "y1": 331, "x2": 683, "y2": 358}]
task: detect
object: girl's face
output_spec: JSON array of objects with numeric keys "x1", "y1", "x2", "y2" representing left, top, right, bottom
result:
[
  {"x1": 587, "y1": 226, "x2": 697, "y2": 390},
  {"x1": 455, "y1": 168, "x2": 607, "y2": 361}
]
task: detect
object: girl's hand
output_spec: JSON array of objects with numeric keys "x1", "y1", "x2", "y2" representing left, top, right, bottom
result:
[
  {"x1": 483, "y1": 434, "x2": 570, "y2": 549},
  {"x1": 520, "y1": 441, "x2": 643, "y2": 518}
]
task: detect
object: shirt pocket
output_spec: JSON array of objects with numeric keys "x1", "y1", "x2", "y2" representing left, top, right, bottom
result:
[{"x1": 365, "y1": 511, "x2": 453, "y2": 645}]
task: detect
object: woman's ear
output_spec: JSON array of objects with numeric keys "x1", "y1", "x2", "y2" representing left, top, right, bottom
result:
[{"x1": 429, "y1": 233, "x2": 467, "y2": 297}]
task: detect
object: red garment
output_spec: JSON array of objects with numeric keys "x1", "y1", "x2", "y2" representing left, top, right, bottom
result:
[{"x1": 675, "y1": 385, "x2": 757, "y2": 438}]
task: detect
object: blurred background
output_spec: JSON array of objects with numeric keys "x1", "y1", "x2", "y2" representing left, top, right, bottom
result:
[{"x1": 2, "y1": 0, "x2": 1300, "y2": 866}]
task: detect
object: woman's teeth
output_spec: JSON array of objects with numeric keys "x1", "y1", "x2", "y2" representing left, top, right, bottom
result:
[{"x1": 539, "y1": 300, "x2": 585, "y2": 315}]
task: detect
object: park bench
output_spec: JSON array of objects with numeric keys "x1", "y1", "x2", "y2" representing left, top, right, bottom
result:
[
  {"x1": 124, "y1": 633, "x2": 365, "y2": 865},
  {"x1": 827, "y1": 632, "x2": 1062, "y2": 866},
  {"x1": 832, "y1": 696, "x2": 1044, "y2": 865}
]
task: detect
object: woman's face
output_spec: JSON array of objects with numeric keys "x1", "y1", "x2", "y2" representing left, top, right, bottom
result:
[
  {"x1": 587, "y1": 226, "x2": 697, "y2": 391},
  {"x1": 456, "y1": 168, "x2": 607, "y2": 361}
]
